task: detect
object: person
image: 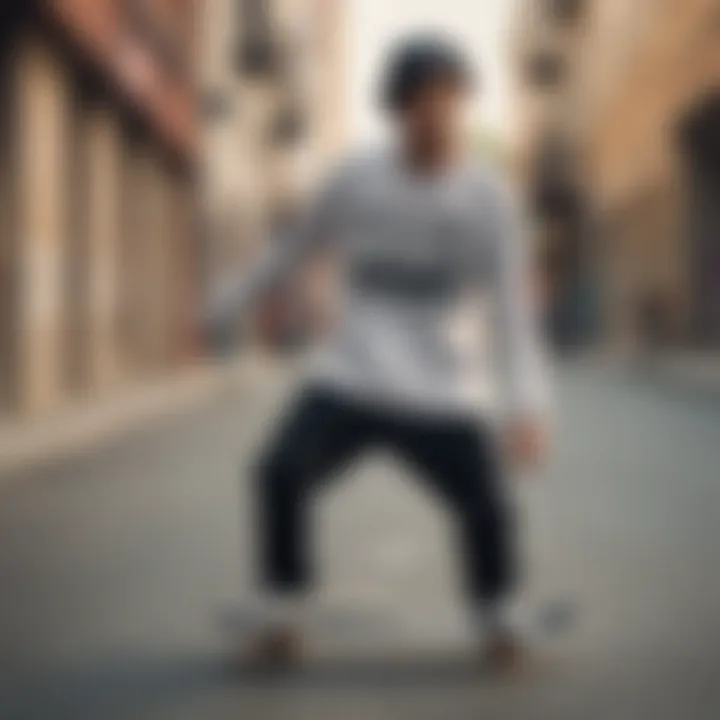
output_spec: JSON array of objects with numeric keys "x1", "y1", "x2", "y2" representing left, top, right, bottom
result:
[{"x1": 208, "y1": 33, "x2": 551, "y2": 673}]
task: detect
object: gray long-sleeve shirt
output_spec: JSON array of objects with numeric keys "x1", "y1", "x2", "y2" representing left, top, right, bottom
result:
[{"x1": 210, "y1": 148, "x2": 550, "y2": 419}]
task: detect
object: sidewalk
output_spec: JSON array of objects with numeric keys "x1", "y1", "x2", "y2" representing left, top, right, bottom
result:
[
  {"x1": 629, "y1": 351, "x2": 720, "y2": 401},
  {"x1": 0, "y1": 353, "x2": 273, "y2": 480}
]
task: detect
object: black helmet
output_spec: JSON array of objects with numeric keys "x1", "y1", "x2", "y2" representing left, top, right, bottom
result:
[{"x1": 381, "y1": 33, "x2": 476, "y2": 112}]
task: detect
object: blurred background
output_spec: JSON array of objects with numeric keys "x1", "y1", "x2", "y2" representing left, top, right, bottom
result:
[
  {"x1": 2, "y1": 0, "x2": 719, "y2": 419},
  {"x1": 1, "y1": 1, "x2": 719, "y2": 718}
]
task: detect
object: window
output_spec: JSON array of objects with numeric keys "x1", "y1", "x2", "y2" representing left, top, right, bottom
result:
[
  {"x1": 525, "y1": 51, "x2": 566, "y2": 88},
  {"x1": 549, "y1": 0, "x2": 586, "y2": 25},
  {"x1": 237, "y1": 0, "x2": 281, "y2": 76}
]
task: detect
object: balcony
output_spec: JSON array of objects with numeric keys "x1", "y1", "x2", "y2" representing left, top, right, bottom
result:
[
  {"x1": 525, "y1": 50, "x2": 566, "y2": 88},
  {"x1": 238, "y1": 35, "x2": 283, "y2": 76},
  {"x1": 236, "y1": 0, "x2": 282, "y2": 77},
  {"x1": 548, "y1": 0, "x2": 586, "y2": 25}
]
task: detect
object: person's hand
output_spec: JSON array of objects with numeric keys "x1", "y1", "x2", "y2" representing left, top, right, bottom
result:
[{"x1": 504, "y1": 418, "x2": 548, "y2": 471}]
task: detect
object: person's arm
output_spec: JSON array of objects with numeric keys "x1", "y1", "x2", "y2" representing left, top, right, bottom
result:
[
  {"x1": 205, "y1": 168, "x2": 347, "y2": 333},
  {"x1": 491, "y1": 183, "x2": 551, "y2": 466}
]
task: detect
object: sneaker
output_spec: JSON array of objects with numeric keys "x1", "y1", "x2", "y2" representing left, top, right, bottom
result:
[
  {"x1": 483, "y1": 629, "x2": 529, "y2": 676},
  {"x1": 233, "y1": 625, "x2": 303, "y2": 673}
]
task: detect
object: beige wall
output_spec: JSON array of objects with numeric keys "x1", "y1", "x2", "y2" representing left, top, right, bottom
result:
[
  {"x1": 586, "y1": 0, "x2": 720, "y2": 340},
  {"x1": 511, "y1": 0, "x2": 720, "y2": 344},
  {"x1": 0, "y1": 9, "x2": 200, "y2": 422},
  {"x1": 588, "y1": 0, "x2": 719, "y2": 209},
  {"x1": 81, "y1": 107, "x2": 122, "y2": 391},
  {"x1": 200, "y1": 0, "x2": 347, "y2": 272},
  {"x1": 13, "y1": 37, "x2": 71, "y2": 413}
]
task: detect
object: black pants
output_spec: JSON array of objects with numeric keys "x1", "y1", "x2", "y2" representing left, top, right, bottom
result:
[{"x1": 255, "y1": 386, "x2": 515, "y2": 605}]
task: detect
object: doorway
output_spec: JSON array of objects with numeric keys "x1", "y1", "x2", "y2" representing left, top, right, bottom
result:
[{"x1": 682, "y1": 91, "x2": 720, "y2": 345}]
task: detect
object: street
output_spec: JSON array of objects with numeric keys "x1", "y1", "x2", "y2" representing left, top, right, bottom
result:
[{"x1": 2, "y1": 362, "x2": 720, "y2": 719}]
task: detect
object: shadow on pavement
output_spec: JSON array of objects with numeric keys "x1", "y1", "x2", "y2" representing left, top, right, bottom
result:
[{"x1": 2, "y1": 648, "x2": 555, "y2": 718}]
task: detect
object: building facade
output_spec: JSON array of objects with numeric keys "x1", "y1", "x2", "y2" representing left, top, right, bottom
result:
[
  {"x1": 199, "y1": 0, "x2": 346, "y2": 348},
  {"x1": 586, "y1": 0, "x2": 720, "y2": 347},
  {"x1": 509, "y1": 0, "x2": 596, "y2": 348},
  {"x1": 511, "y1": 0, "x2": 720, "y2": 349},
  {"x1": 0, "y1": 1, "x2": 199, "y2": 418},
  {"x1": 0, "y1": 0, "x2": 347, "y2": 421}
]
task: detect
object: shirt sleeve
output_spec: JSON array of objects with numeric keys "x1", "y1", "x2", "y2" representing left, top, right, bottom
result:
[
  {"x1": 205, "y1": 165, "x2": 349, "y2": 330},
  {"x1": 491, "y1": 182, "x2": 552, "y2": 421}
]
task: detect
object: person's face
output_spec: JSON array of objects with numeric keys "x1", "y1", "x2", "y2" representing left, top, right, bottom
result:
[{"x1": 399, "y1": 79, "x2": 469, "y2": 157}]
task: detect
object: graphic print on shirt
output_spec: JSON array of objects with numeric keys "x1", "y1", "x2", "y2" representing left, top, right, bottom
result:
[{"x1": 344, "y1": 182, "x2": 478, "y2": 305}]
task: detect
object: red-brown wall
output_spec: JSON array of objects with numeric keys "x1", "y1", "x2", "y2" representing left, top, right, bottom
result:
[{"x1": 45, "y1": 0, "x2": 196, "y2": 159}]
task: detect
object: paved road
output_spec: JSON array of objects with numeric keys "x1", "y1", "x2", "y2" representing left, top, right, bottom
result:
[{"x1": 2, "y1": 364, "x2": 720, "y2": 719}]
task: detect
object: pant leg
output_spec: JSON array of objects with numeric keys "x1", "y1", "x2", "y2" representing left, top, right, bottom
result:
[
  {"x1": 254, "y1": 387, "x2": 373, "y2": 594},
  {"x1": 391, "y1": 416, "x2": 516, "y2": 606}
]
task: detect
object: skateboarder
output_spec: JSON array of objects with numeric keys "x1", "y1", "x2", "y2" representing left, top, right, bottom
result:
[{"x1": 209, "y1": 33, "x2": 551, "y2": 672}]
